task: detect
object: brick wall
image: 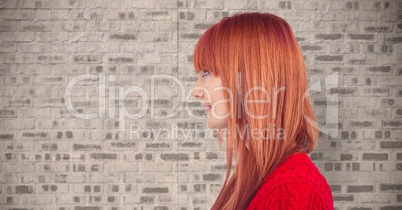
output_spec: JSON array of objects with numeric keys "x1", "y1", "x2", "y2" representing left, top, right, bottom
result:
[{"x1": 0, "y1": 0, "x2": 401, "y2": 209}]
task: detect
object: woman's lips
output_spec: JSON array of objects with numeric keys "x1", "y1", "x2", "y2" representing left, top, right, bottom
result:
[
  {"x1": 202, "y1": 104, "x2": 212, "y2": 114},
  {"x1": 205, "y1": 105, "x2": 211, "y2": 114}
]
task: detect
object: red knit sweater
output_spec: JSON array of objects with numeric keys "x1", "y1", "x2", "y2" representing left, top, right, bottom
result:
[{"x1": 246, "y1": 152, "x2": 334, "y2": 210}]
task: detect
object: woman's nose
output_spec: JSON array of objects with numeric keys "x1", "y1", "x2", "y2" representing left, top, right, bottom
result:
[
  {"x1": 192, "y1": 78, "x2": 204, "y2": 99},
  {"x1": 191, "y1": 88, "x2": 204, "y2": 99}
]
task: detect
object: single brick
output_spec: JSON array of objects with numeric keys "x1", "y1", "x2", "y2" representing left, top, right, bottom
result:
[
  {"x1": 0, "y1": 134, "x2": 14, "y2": 140},
  {"x1": 73, "y1": 164, "x2": 85, "y2": 172},
  {"x1": 41, "y1": 143, "x2": 58, "y2": 151},
  {"x1": 300, "y1": 45, "x2": 322, "y2": 51},
  {"x1": 375, "y1": 131, "x2": 383, "y2": 138},
  {"x1": 50, "y1": 185, "x2": 57, "y2": 191},
  {"x1": 396, "y1": 109, "x2": 402, "y2": 116},
  {"x1": 368, "y1": 66, "x2": 391, "y2": 73},
  {"x1": 145, "y1": 143, "x2": 170, "y2": 149},
  {"x1": 341, "y1": 154, "x2": 353, "y2": 161},
  {"x1": 194, "y1": 152, "x2": 200, "y2": 159},
  {"x1": 55, "y1": 154, "x2": 70, "y2": 161},
  {"x1": 110, "y1": 34, "x2": 136, "y2": 40},
  {"x1": 154, "y1": 207, "x2": 169, "y2": 210},
  {"x1": 180, "y1": 142, "x2": 202, "y2": 147},
  {"x1": 348, "y1": 34, "x2": 374, "y2": 40},
  {"x1": 145, "y1": 11, "x2": 169, "y2": 16},
  {"x1": 73, "y1": 144, "x2": 102, "y2": 151},
  {"x1": 346, "y1": 2, "x2": 359, "y2": 9},
  {"x1": 194, "y1": 184, "x2": 206, "y2": 192},
  {"x1": 15, "y1": 185, "x2": 33, "y2": 194},
  {"x1": 316, "y1": 55, "x2": 343, "y2": 62},
  {"x1": 112, "y1": 185, "x2": 119, "y2": 192},
  {"x1": 90, "y1": 153, "x2": 117, "y2": 160},
  {"x1": 349, "y1": 58, "x2": 366, "y2": 65},
  {"x1": 313, "y1": 99, "x2": 341, "y2": 106},
  {"x1": 107, "y1": 196, "x2": 115, "y2": 202},
  {"x1": 0, "y1": 110, "x2": 16, "y2": 117},
  {"x1": 6, "y1": 196, "x2": 13, "y2": 204},
  {"x1": 335, "y1": 163, "x2": 341, "y2": 171},
  {"x1": 22, "y1": 132, "x2": 48, "y2": 139},
  {"x1": 181, "y1": 33, "x2": 202, "y2": 39},
  {"x1": 140, "y1": 196, "x2": 154, "y2": 204},
  {"x1": 278, "y1": 1, "x2": 291, "y2": 9},
  {"x1": 333, "y1": 195, "x2": 354, "y2": 201},
  {"x1": 108, "y1": 57, "x2": 134, "y2": 63},
  {"x1": 145, "y1": 154, "x2": 152, "y2": 160},
  {"x1": 202, "y1": 174, "x2": 221, "y2": 181},
  {"x1": 310, "y1": 153, "x2": 323, "y2": 160},
  {"x1": 94, "y1": 185, "x2": 100, "y2": 192},
  {"x1": 347, "y1": 185, "x2": 374, "y2": 192},
  {"x1": 66, "y1": 131, "x2": 73, "y2": 138},
  {"x1": 57, "y1": 132, "x2": 63, "y2": 139},
  {"x1": 330, "y1": 185, "x2": 341, "y2": 192},
  {"x1": 140, "y1": 65, "x2": 154, "y2": 74},
  {"x1": 383, "y1": 121, "x2": 401, "y2": 127},
  {"x1": 362, "y1": 87, "x2": 390, "y2": 96},
  {"x1": 42, "y1": 185, "x2": 49, "y2": 191},
  {"x1": 362, "y1": 153, "x2": 388, "y2": 161},
  {"x1": 396, "y1": 163, "x2": 402, "y2": 170},
  {"x1": 90, "y1": 195, "x2": 101, "y2": 202},
  {"x1": 111, "y1": 142, "x2": 136, "y2": 148},
  {"x1": 135, "y1": 154, "x2": 142, "y2": 160},
  {"x1": 350, "y1": 120, "x2": 373, "y2": 128},
  {"x1": 380, "y1": 206, "x2": 402, "y2": 210},
  {"x1": 330, "y1": 87, "x2": 357, "y2": 95},
  {"x1": 381, "y1": 184, "x2": 402, "y2": 191},
  {"x1": 315, "y1": 34, "x2": 343, "y2": 40},
  {"x1": 73, "y1": 55, "x2": 101, "y2": 63},
  {"x1": 206, "y1": 152, "x2": 218, "y2": 159},
  {"x1": 352, "y1": 163, "x2": 360, "y2": 171},
  {"x1": 160, "y1": 153, "x2": 188, "y2": 161},
  {"x1": 325, "y1": 163, "x2": 333, "y2": 171},
  {"x1": 180, "y1": 185, "x2": 187, "y2": 192},
  {"x1": 381, "y1": 141, "x2": 402, "y2": 149},
  {"x1": 74, "y1": 207, "x2": 100, "y2": 210},
  {"x1": 194, "y1": 23, "x2": 213, "y2": 29},
  {"x1": 386, "y1": 37, "x2": 402, "y2": 43},
  {"x1": 143, "y1": 187, "x2": 169, "y2": 193}
]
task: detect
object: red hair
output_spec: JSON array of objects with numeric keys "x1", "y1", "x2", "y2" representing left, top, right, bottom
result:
[{"x1": 193, "y1": 12, "x2": 319, "y2": 209}]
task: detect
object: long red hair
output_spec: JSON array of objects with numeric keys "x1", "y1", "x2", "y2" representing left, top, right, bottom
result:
[{"x1": 193, "y1": 12, "x2": 319, "y2": 209}]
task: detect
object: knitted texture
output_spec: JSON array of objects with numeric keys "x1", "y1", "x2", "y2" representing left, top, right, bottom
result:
[{"x1": 246, "y1": 153, "x2": 334, "y2": 210}]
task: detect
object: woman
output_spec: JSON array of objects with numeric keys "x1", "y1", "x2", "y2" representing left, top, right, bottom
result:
[{"x1": 191, "y1": 12, "x2": 334, "y2": 209}]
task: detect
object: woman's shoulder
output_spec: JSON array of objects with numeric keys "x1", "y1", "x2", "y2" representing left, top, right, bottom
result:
[
  {"x1": 247, "y1": 180, "x2": 334, "y2": 210},
  {"x1": 262, "y1": 152, "x2": 331, "y2": 193},
  {"x1": 272, "y1": 153, "x2": 327, "y2": 179},
  {"x1": 246, "y1": 153, "x2": 334, "y2": 209}
]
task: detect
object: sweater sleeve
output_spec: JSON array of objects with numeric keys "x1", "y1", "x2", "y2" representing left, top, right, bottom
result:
[{"x1": 248, "y1": 182, "x2": 332, "y2": 210}]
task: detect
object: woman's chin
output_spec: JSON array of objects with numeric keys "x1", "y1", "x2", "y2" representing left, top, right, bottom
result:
[{"x1": 206, "y1": 119, "x2": 228, "y2": 130}]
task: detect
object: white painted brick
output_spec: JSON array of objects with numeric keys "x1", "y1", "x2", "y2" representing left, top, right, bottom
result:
[
  {"x1": 0, "y1": 2, "x2": 400, "y2": 209},
  {"x1": 2, "y1": 163, "x2": 36, "y2": 173},
  {"x1": 358, "y1": 193, "x2": 392, "y2": 203}
]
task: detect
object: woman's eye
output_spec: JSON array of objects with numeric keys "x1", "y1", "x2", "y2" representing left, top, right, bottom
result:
[{"x1": 202, "y1": 71, "x2": 210, "y2": 77}]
